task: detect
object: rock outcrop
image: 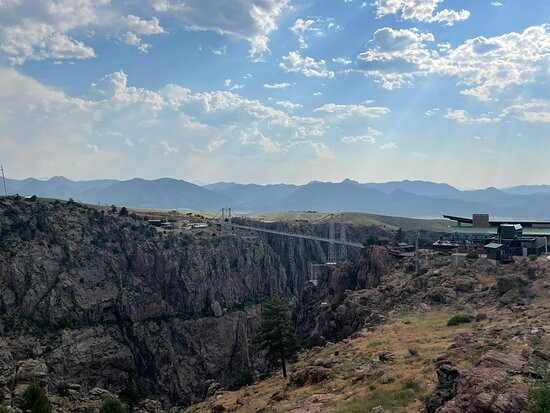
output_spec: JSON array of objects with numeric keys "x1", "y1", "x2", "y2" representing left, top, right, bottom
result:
[
  {"x1": 0, "y1": 198, "x2": 322, "y2": 407},
  {"x1": 430, "y1": 351, "x2": 533, "y2": 413}
]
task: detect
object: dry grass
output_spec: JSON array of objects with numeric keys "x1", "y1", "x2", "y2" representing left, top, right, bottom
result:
[{"x1": 186, "y1": 265, "x2": 550, "y2": 412}]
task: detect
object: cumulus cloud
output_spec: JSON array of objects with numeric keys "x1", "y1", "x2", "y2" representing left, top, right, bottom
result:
[
  {"x1": 0, "y1": 1, "x2": 168, "y2": 63},
  {"x1": 151, "y1": 0, "x2": 288, "y2": 56},
  {"x1": 444, "y1": 109, "x2": 498, "y2": 124},
  {"x1": 379, "y1": 142, "x2": 397, "y2": 150},
  {"x1": 279, "y1": 51, "x2": 335, "y2": 78},
  {"x1": 240, "y1": 128, "x2": 333, "y2": 158},
  {"x1": 315, "y1": 103, "x2": 390, "y2": 118},
  {"x1": 341, "y1": 127, "x2": 382, "y2": 144},
  {"x1": 332, "y1": 57, "x2": 352, "y2": 65},
  {"x1": 160, "y1": 141, "x2": 178, "y2": 155},
  {"x1": 0, "y1": 67, "x2": 337, "y2": 179},
  {"x1": 436, "y1": 25, "x2": 550, "y2": 100},
  {"x1": 357, "y1": 24, "x2": 550, "y2": 100},
  {"x1": 373, "y1": 0, "x2": 470, "y2": 26},
  {"x1": 357, "y1": 27, "x2": 436, "y2": 89},
  {"x1": 290, "y1": 17, "x2": 338, "y2": 48},
  {"x1": 276, "y1": 100, "x2": 303, "y2": 111},
  {"x1": 499, "y1": 100, "x2": 550, "y2": 123}
]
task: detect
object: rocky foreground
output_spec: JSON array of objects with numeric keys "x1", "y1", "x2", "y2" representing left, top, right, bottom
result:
[
  {"x1": 1, "y1": 197, "x2": 549, "y2": 412},
  {"x1": 189, "y1": 248, "x2": 550, "y2": 412}
]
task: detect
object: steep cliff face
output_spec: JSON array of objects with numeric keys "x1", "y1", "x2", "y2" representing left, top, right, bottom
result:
[{"x1": 0, "y1": 198, "x2": 322, "y2": 407}]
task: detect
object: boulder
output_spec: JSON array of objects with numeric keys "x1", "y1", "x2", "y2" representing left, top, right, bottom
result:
[
  {"x1": 454, "y1": 277, "x2": 475, "y2": 292},
  {"x1": 15, "y1": 359, "x2": 47, "y2": 385},
  {"x1": 378, "y1": 352, "x2": 396, "y2": 363},
  {"x1": 433, "y1": 351, "x2": 531, "y2": 413},
  {"x1": 290, "y1": 366, "x2": 331, "y2": 387}
]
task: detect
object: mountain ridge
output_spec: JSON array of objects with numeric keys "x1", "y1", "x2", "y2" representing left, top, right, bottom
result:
[{"x1": 4, "y1": 176, "x2": 550, "y2": 219}]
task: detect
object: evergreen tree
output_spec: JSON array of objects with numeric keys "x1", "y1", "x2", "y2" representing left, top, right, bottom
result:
[
  {"x1": 119, "y1": 380, "x2": 143, "y2": 412},
  {"x1": 394, "y1": 228, "x2": 405, "y2": 244},
  {"x1": 99, "y1": 397, "x2": 125, "y2": 413},
  {"x1": 21, "y1": 382, "x2": 52, "y2": 413},
  {"x1": 254, "y1": 297, "x2": 299, "y2": 378}
]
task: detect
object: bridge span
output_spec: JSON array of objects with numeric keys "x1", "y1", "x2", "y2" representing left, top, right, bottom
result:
[{"x1": 228, "y1": 222, "x2": 364, "y2": 249}]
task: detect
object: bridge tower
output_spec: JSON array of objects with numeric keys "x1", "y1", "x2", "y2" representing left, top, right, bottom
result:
[
  {"x1": 339, "y1": 219, "x2": 347, "y2": 261},
  {"x1": 328, "y1": 215, "x2": 337, "y2": 263}
]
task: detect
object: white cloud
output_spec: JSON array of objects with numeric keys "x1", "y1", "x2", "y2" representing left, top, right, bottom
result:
[
  {"x1": 86, "y1": 144, "x2": 99, "y2": 153},
  {"x1": 160, "y1": 141, "x2": 178, "y2": 155},
  {"x1": 120, "y1": 32, "x2": 151, "y2": 53},
  {"x1": 444, "y1": 109, "x2": 498, "y2": 124},
  {"x1": 357, "y1": 27, "x2": 436, "y2": 89},
  {"x1": 436, "y1": 25, "x2": 550, "y2": 100},
  {"x1": 263, "y1": 82, "x2": 291, "y2": 89},
  {"x1": 373, "y1": 0, "x2": 470, "y2": 26},
  {"x1": 379, "y1": 142, "x2": 397, "y2": 150},
  {"x1": 413, "y1": 152, "x2": 429, "y2": 159},
  {"x1": 212, "y1": 45, "x2": 227, "y2": 56},
  {"x1": 279, "y1": 51, "x2": 335, "y2": 78},
  {"x1": 0, "y1": 1, "x2": 166, "y2": 63},
  {"x1": 151, "y1": 0, "x2": 288, "y2": 56},
  {"x1": 276, "y1": 100, "x2": 303, "y2": 111},
  {"x1": 240, "y1": 128, "x2": 333, "y2": 158},
  {"x1": 315, "y1": 103, "x2": 390, "y2": 118},
  {"x1": 191, "y1": 138, "x2": 227, "y2": 153},
  {"x1": 224, "y1": 79, "x2": 244, "y2": 91},
  {"x1": 341, "y1": 127, "x2": 382, "y2": 144},
  {"x1": 491, "y1": 2, "x2": 503, "y2": 6},
  {"x1": 357, "y1": 24, "x2": 550, "y2": 101},
  {"x1": 425, "y1": 107, "x2": 440, "y2": 116},
  {"x1": 124, "y1": 137, "x2": 134, "y2": 147},
  {"x1": 289, "y1": 17, "x2": 338, "y2": 49},
  {"x1": 332, "y1": 57, "x2": 352, "y2": 65},
  {"x1": 499, "y1": 100, "x2": 550, "y2": 123}
]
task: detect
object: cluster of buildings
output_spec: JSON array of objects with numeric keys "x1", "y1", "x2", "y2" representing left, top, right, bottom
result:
[{"x1": 442, "y1": 214, "x2": 549, "y2": 264}]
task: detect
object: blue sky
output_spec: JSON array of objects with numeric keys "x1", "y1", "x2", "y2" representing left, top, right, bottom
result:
[{"x1": 0, "y1": 0, "x2": 548, "y2": 188}]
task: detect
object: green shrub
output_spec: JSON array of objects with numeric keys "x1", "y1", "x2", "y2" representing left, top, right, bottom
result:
[
  {"x1": 99, "y1": 397, "x2": 126, "y2": 413},
  {"x1": 29, "y1": 195, "x2": 38, "y2": 202},
  {"x1": 0, "y1": 405, "x2": 9, "y2": 413},
  {"x1": 231, "y1": 368, "x2": 254, "y2": 390},
  {"x1": 447, "y1": 314, "x2": 475, "y2": 326},
  {"x1": 119, "y1": 207, "x2": 129, "y2": 217},
  {"x1": 526, "y1": 267, "x2": 537, "y2": 280},
  {"x1": 56, "y1": 382, "x2": 70, "y2": 397},
  {"x1": 466, "y1": 252, "x2": 479, "y2": 259},
  {"x1": 21, "y1": 382, "x2": 52, "y2": 413},
  {"x1": 119, "y1": 380, "x2": 143, "y2": 411},
  {"x1": 528, "y1": 361, "x2": 550, "y2": 413},
  {"x1": 339, "y1": 380, "x2": 424, "y2": 412},
  {"x1": 528, "y1": 254, "x2": 538, "y2": 262}
]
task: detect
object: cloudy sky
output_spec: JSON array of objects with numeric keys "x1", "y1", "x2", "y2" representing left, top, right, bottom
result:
[{"x1": 0, "y1": 0, "x2": 548, "y2": 188}]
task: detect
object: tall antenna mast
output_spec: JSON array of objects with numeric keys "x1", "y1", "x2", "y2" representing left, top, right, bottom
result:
[{"x1": 0, "y1": 165, "x2": 7, "y2": 196}]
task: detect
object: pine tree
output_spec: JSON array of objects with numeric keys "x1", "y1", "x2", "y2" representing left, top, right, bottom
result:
[{"x1": 254, "y1": 297, "x2": 299, "y2": 378}]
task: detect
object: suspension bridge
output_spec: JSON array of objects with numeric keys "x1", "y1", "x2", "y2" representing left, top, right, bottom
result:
[{"x1": 211, "y1": 208, "x2": 364, "y2": 265}]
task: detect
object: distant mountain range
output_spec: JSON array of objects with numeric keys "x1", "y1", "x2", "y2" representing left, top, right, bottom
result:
[{"x1": 5, "y1": 176, "x2": 550, "y2": 219}]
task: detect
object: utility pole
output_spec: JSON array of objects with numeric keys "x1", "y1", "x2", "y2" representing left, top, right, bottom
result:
[
  {"x1": 415, "y1": 231, "x2": 420, "y2": 275},
  {"x1": 1, "y1": 165, "x2": 7, "y2": 196}
]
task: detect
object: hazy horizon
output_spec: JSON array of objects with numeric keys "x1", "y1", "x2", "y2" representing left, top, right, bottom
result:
[{"x1": 6, "y1": 174, "x2": 550, "y2": 192}]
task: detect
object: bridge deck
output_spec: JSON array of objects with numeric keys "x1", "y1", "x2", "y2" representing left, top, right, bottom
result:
[{"x1": 228, "y1": 223, "x2": 364, "y2": 248}]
